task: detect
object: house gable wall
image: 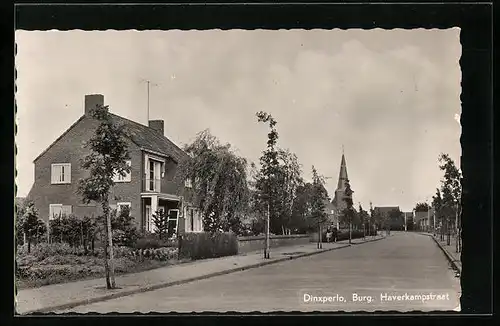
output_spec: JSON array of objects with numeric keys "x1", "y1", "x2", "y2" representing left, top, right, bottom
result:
[{"x1": 28, "y1": 115, "x2": 142, "y2": 222}]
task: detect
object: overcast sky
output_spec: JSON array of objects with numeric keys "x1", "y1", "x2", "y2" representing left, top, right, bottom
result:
[{"x1": 15, "y1": 29, "x2": 461, "y2": 212}]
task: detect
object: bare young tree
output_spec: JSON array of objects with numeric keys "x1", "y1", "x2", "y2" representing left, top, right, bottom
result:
[{"x1": 78, "y1": 105, "x2": 130, "y2": 290}]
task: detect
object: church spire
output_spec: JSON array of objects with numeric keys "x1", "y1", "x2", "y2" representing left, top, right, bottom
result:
[{"x1": 336, "y1": 150, "x2": 349, "y2": 190}]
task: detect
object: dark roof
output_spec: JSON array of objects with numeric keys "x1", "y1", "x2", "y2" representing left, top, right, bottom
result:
[
  {"x1": 15, "y1": 197, "x2": 26, "y2": 206},
  {"x1": 34, "y1": 113, "x2": 189, "y2": 163},
  {"x1": 374, "y1": 206, "x2": 400, "y2": 216},
  {"x1": 110, "y1": 114, "x2": 188, "y2": 162}
]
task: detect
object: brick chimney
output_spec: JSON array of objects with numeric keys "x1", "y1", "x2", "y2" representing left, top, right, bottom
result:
[
  {"x1": 149, "y1": 120, "x2": 164, "y2": 135},
  {"x1": 84, "y1": 94, "x2": 104, "y2": 116}
]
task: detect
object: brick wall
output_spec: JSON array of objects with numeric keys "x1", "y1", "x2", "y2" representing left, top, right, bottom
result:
[{"x1": 28, "y1": 115, "x2": 143, "y2": 223}]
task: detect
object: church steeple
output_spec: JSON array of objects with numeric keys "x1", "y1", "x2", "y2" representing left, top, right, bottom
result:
[{"x1": 336, "y1": 152, "x2": 349, "y2": 191}]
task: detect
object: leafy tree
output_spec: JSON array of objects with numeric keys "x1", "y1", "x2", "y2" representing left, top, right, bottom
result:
[
  {"x1": 15, "y1": 199, "x2": 27, "y2": 246},
  {"x1": 112, "y1": 206, "x2": 140, "y2": 246},
  {"x1": 291, "y1": 182, "x2": 314, "y2": 234},
  {"x1": 273, "y1": 149, "x2": 303, "y2": 235},
  {"x1": 432, "y1": 188, "x2": 444, "y2": 239},
  {"x1": 310, "y1": 166, "x2": 329, "y2": 249},
  {"x1": 414, "y1": 202, "x2": 430, "y2": 212},
  {"x1": 341, "y1": 179, "x2": 355, "y2": 243},
  {"x1": 438, "y1": 153, "x2": 462, "y2": 248},
  {"x1": 77, "y1": 104, "x2": 130, "y2": 290},
  {"x1": 178, "y1": 129, "x2": 250, "y2": 234},
  {"x1": 369, "y1": 202, "x2": 376, "y2": 236},
  {"x1": 388, "y1": 208, "x2": 403, "y2": 231},
  {"x1": 254, "y1": 111, "x2": 280, "y2": 239},
  {"x1": 21, "y1": 202, "x2": 46, "y2": 253},
  {"x1": 253, "y1": 112, "x2": 305, "y2": 236},
  {"x1": 358, "y1": 203, "x2": 370, "y2": 237}
]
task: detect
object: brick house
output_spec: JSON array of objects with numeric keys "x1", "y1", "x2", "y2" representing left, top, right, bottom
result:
[{"x1": 26, "y1": 94, "x2": 203, "y2": 235}]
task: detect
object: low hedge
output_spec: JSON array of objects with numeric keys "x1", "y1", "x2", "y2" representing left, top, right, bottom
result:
[
  {"x1": 133, "y1": 235, "x2": 178, "y2": 250},
  {"x1": 178, "y1": 232, "x2": 238, "y2": 260}
]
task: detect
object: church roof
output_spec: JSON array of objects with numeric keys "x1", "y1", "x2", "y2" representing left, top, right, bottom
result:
[{"x1": 336, "y1": 153, "x2": 349, "y2": 190}]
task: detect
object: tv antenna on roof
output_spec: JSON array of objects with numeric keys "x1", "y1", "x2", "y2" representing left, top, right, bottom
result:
[{"x1": 139, "y1": 78, "x2": 160, "y2": 122}]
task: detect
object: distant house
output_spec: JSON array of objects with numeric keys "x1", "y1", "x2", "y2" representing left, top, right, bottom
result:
[
  {"x1": 414, "y1": 206, "x2": 434, "y2": 232},
  {"x1": 27, "y1": 94, "x2": 202, "y2": 235},
  {"x1": 373, "y1": 206, "x2": 404, "y2": 230},
  {"x1": 323, "y1": 199, "x2": 338, "y2": 228},
  {"x1": 403, "y1": 211, "x2": 414, "y2": 230}
]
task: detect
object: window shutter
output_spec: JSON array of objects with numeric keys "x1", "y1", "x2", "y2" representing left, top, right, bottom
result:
[
  {"x1": 66, "y1": 164, "x2": 71, "y2": 183},
  {"x1": 51, "y1": 165, "x2": 59, "y2": 184}
]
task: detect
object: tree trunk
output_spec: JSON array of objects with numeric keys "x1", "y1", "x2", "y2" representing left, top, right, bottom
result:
[
  {"x1": 27, "y1": 236, "x2": 31, "y2": 254},
  {"x1": 349, "y1": 220, "x2": 352, "y2": 244},
  {"x1": 317, "y1": 222, "x2": 322, "y2": 249},
  {"x1": 446, "y1": 218, "x2": 451, "y2": 246},
  {"x1": 105, "y1": 205, "x2": 116, "y2": 289},
  {"x1": 102, "y1": 229, "x2": 111, "y2": 289},
  {"x1": 264, "y1": 203, "x2": 270, "y2": 259}
]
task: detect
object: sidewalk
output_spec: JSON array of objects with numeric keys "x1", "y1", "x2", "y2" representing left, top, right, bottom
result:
[
  {"x1": 16, "y1": 234, "x2": 385, "y2": 314},
  {"x1": 433, "y1": 234, "x2": 462, "y2": 274},
  {"x1": 421, "y1": 232, "x2": 462, "y2": 274}
]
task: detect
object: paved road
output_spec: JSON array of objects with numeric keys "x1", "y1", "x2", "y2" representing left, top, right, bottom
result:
[{"x1": 60, "y1": 232, "x2": 461, "y2": 313}]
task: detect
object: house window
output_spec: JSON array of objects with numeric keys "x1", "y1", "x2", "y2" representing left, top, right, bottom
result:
[
  {"x1": 49, "y1": 204, "x2": 72, "y2": 220},
  {"x1": 51, "y1": 163, "x2": 71, "y2": 184},
  {"x1": 167, "y1": 209, "x2": 179, "y2": 237},
  {"x1": 189, "y1": 208, "x2": 194, "y2": 231},
  {"x1": 113, "y1": 160, "x2": 131, "y2": 182},
  {"x1": 185, "y1": 178, "x2": 193, "y2": 188},
  {"x1": 116, "y1": 202, "x2": 131, "y2": 214},
  {"x1": 147, "y1": 159, "x2": 163, "y2": 192}
]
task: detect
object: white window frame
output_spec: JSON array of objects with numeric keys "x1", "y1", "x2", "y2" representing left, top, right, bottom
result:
[
  {"x1": 51, "y1": 163, "x2": 71, "y2": 184},
  {"x1": 146, "y1": 159, "x2": 163, "y2": 192},
  {"x1": 113, "y1": 160, "x2": 132, "y2": 183},
  {"x1": 49, "y1": 204, "x2": 72, "y2": 220},
  {"x1": 167, "y1": 209, "x2": 180, "y2": 235},
  {"x1": 116, "y1": 202, "x2": 131, "y2": 214},
  {"x1": 184, "y1": 178, "x2": 193, "y2": 188}
]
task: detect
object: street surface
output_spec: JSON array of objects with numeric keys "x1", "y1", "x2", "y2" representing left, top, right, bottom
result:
[{"x1": 60, "y1": 232, "x2": 461, "y2": 313}]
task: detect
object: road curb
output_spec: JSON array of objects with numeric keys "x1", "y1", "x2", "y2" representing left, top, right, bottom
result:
[
  {"x1": 430, "y1": 235, "x2": 462, "y2": 276},
  {"x1": 22, "y1": 242, "x2": 363, "y2": 314}
]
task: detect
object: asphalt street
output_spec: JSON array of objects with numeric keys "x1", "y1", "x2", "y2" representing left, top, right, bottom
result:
[{"x1": 60, "y1": 232, "x2": 461, "y2": 313}]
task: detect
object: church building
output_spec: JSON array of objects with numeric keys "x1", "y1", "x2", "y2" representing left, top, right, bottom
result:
[{"x1": 331, "y1": 150, "x2": 353, "y2": 230}]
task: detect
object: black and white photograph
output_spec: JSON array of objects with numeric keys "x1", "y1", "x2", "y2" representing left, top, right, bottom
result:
[{"x1": 15, "y1": 28, "x2": 464, "y2": 314}]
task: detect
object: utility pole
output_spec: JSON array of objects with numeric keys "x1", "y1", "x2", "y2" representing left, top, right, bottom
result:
[{"x1": 140, "y1": 79, "x2": 159, "y2": 123}]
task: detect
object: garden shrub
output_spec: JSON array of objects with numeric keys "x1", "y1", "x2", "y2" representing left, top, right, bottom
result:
[
  {"x1": 130, "y1": 247, "x2": 178, "y2": 261},
  {"x1": 179, "y1": 232, "x2": 238, "y2": 260},
  {"x1": 134, "y1": 233, "x2": 178, "y2": 250},
  {"x1": 28, "y1": 242, "x2": 76, "y2": 261}
]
